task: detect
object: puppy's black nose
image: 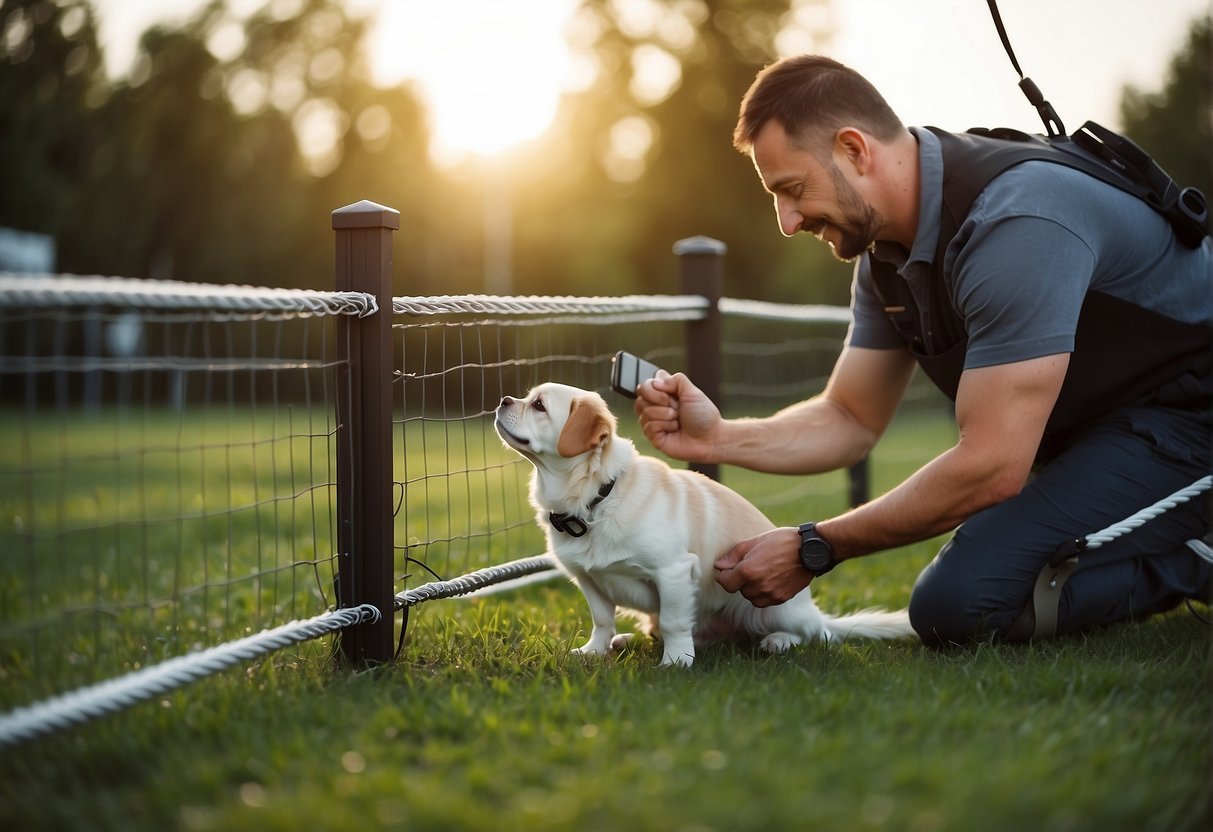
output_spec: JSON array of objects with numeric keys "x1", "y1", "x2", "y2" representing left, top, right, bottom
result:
[{"x1": 500, "y1": 396, "x2": 515, "y2": 407}]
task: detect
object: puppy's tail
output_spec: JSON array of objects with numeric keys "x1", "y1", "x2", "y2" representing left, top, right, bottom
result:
[{"x1": 823, "y1": 608, "x2": 916, "y2": 642}]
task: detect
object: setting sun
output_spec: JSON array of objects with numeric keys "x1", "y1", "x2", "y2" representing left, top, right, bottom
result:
[{"x1": 367, "y1": 0, "x2": 582, "y2": 166}]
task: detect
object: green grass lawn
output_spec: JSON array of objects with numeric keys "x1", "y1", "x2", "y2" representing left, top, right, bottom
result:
[
  {"x1": 1, "y1": 406, "x2": 1209, "y2": 831},
  {"x1": 1, "y1": 587, "x2": 1206, "y2": 832}
]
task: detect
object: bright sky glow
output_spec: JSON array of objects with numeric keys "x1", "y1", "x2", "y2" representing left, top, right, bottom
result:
[
  {"x1": 91, "y1": 0, "x2": 1211, "y2": 167},
  {"x1": 827, "y1": 0, "x2": 1212, "y2": 138},
  {"x1": 366, "y1": 0, "x2": 581, "y2": 166}
]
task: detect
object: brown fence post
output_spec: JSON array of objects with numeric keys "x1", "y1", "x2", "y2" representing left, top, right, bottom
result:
[
  {"x1": 674, "y1": 236, "x2": 725, "y2": 481},
  {"x1": 848, "y1": 457, "x2": 870, "y2": 508},
  {"x1": 333, "y1": 200, "x2": 398, "y2": 666}
]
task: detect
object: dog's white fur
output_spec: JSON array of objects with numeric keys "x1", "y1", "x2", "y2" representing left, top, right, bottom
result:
[{"x1": 495, "y1": 382, "x2": 916, "y2": 666}]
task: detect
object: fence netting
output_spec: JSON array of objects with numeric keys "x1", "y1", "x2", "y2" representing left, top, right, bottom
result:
[
  {"x1": 388, "y1": 294, "x2": 956, "y2": 604},
  {"x1": 0, "y1": 277, "x2": 359, "y2": 713},
  {"x1": 391, "y1": 297, "x2": 702, "y2": 598},
  {"x1": 0, "y1": 275, "x2": 955, "y2": 744}
]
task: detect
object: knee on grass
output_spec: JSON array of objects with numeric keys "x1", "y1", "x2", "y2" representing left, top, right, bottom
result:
[{"x1": 908, "y1": 561, "x2": 1021, "y2": 647}]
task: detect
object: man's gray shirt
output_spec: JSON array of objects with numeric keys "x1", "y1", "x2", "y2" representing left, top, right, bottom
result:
[{"x1": 847, "y1": 127, "x2": 1213, "y2": 371}]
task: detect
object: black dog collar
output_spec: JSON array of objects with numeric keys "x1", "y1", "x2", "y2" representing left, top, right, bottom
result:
[{"x1": 548, "y1": 480, "x2": 616, "y2": 538}]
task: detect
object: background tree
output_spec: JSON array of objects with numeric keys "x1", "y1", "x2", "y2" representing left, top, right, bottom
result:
[
  {"x1": 0, "y1": 0, "x2": 104, "y2": 238},
  {"x1": 1, "y1": 0, "x2": 435, "y2": 291},
  {"x1": 56, "y1": 0, "x2": 431, "y2": 290},
  {"x1": 1, "y1": 0, "x2": 846, "y2": 297},
  {"x1": 498, "y1": 0, "x2": 851, "y2": 301},
  {"x1": 21, "y1": 2, "x2": 1204, "y2": 304},
  {"x1": 1119, "y1": 13, "x2": 1212, "y2": 209}
]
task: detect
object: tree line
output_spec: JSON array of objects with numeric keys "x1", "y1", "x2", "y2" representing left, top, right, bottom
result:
[{"x1": 0, "y1": 0, "x2": 1207, "y2": 303}]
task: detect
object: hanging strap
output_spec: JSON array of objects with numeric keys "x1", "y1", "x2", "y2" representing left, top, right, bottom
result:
[
  {"x1": 1027, "y1": 558, "x2": 1081, "y2": 641},
  {"x1": 984, "y1": 0, "x2": 1065, "y2": 136}
]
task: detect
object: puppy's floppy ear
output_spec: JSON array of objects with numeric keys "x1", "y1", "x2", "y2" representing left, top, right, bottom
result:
[{"x1": 556, "y1": 397, "x2": 614, "y2": 458}]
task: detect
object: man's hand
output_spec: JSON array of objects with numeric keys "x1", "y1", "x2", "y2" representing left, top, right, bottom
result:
[
  {"x1": 634, "y1": 371, "x2": 723, "y2": 463},
  {"x1": 714, "y1": 526, "x2": 812, "y2": 607}
]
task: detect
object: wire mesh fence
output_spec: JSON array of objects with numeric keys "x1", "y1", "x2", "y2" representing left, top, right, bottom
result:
[
  {"x1": 0, "y1": 278, "x2": 363, "y2": 711},
  {"x1": 391, "y1": 302, "x2": 701, "y2": 598},
  {"x1": 0, "y1": 275, "x2": 956, "y2": 708},
  {"x1": 386, "y1": 293, "x2": 957, "y2": 607},
  {"x1": 0, "y1": 212, "x2": 956, "y2": 742}
]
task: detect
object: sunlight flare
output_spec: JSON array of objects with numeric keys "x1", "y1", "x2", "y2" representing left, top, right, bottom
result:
[{"x1": 368, "y1": 0, "x2": 581, "y2": 166}]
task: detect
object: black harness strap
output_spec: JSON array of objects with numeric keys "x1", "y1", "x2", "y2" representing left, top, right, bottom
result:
[
  {"x1": 868, "y1": 126, "x2": 1212, "y2": 454},
  {"x1": 981, "y1": 0, "x2": 1207, "y2": 245}
]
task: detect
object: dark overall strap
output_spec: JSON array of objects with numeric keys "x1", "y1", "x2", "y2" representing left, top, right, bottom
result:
[
  {"x1": 872, "y1": 124, "x2": 1207, "y2": 344},
  {"x1": 867, "y1": 257, "x2": 967, "y2": 401},
  {"x1": 868, "y1": 127, "x2": 1213, "y2": 431}
]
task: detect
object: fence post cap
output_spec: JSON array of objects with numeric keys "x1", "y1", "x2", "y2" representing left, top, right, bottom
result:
[
  {"x1": 672, "y1": 236, "x2": 727, "y2": 256},
  {"x1": 332, "y1": 200, "x2": 401, "y2": 230}
]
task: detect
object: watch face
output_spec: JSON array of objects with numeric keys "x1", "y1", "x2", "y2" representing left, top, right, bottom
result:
[
  {"x1": 798, "y1": 524, "x2": 834, "y2": 574},
  {"x1": 800, "y1": 540, "x2": 832, "y2": 571}
]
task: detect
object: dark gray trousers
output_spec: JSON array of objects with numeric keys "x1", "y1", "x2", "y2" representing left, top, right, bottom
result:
[{"x1": 908, "y1": 405, "x2": 1211, "y2": 645}]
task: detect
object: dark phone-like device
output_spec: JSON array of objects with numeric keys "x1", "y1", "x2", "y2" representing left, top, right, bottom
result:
[{"x1": 610, "y1": 351, "x2": 661, "y2": 398}]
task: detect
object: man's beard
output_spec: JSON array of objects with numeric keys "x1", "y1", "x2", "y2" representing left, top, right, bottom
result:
[{"x1": 820, "y1": 163, "x2": 883, "y2": 262}]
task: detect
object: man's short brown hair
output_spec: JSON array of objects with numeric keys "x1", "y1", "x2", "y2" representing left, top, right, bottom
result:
[{"x1": 733, "y1": 55, "x2": 904, "y2": 157}]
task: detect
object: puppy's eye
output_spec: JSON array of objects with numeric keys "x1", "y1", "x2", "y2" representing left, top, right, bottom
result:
[{"x1": 532, "y1": 398, "x2": 546, "y2": 413}]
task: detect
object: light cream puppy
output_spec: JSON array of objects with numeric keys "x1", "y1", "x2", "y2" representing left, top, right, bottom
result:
[{"x1": 495, "y1": 382, "x2": 914, "y2": 667}]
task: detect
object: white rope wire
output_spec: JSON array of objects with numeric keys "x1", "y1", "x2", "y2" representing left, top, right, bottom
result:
[
  {"x1": 1187, "y1": 538, "x2": 1213, "y2": 565},
  {"x1": 0, "y1": 275, "x2": 377, "y2": 317},
  {"x1": 0, "y1": 604, "x2": 381, "y2": 749},
  {"x1": 391, "y1": 294, "x2": 709, "y2": 319},
  {"x1": 1082, "y1": 475, "x2": 1212, "y2": 549},
  {"x1": 1, "y1": 278, "x2": 861, "y2": 328},
  {"x1": 459, "y1": 566, "x2": 564, "y2": 598},
  {"x1": 720, "y1": 297, "x2": 853, "y2": 324},
  {"x1": 395, "y1": 555, "x2": 557, "y2": 608}
]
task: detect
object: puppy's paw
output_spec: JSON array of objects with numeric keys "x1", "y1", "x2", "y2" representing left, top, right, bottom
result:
[
  {"x1": 759, "y1": 632, "x2": 802, "y2": 653},
  {"x1": 659, "y1": 640, "x2": 695, "y2": 667},
  {"x1": 609, "y1": 633, "x2": 635, "y2": 651},
  {"x1": 571, "y1": 642, "x2": 611, "y2": 658},
  {"x1": 659, "y1": 651, "x2": 694, "y2": 668}
]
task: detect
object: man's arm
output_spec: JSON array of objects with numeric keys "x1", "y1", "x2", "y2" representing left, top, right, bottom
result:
[
  {"x1": 636, "y1": 345, "x2": 916, "y2": 473},
  {"x1": 715, "y1": 352, "x2": 1069, "y2": 606},
  {"x1": 817, "y1": 352, "x2": 1069, "y2": 556}
]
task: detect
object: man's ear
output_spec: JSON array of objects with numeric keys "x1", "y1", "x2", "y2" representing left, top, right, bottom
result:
[
  {"x1": 834, "y1": 127, "x2": 871, "y2": 174},
  {"x1": 556, "y1": 398, "x2": 613, "y2": 458}
]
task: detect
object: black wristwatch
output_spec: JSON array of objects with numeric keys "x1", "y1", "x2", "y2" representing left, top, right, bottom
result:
[{"x1": 798, "y1": 522, "x2": 839, "y2": 577}]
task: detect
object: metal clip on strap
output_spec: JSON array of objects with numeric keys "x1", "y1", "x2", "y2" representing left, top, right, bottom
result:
[{"x1": 1017, "y1": 77, "x2": 1065, "y2": 138}]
